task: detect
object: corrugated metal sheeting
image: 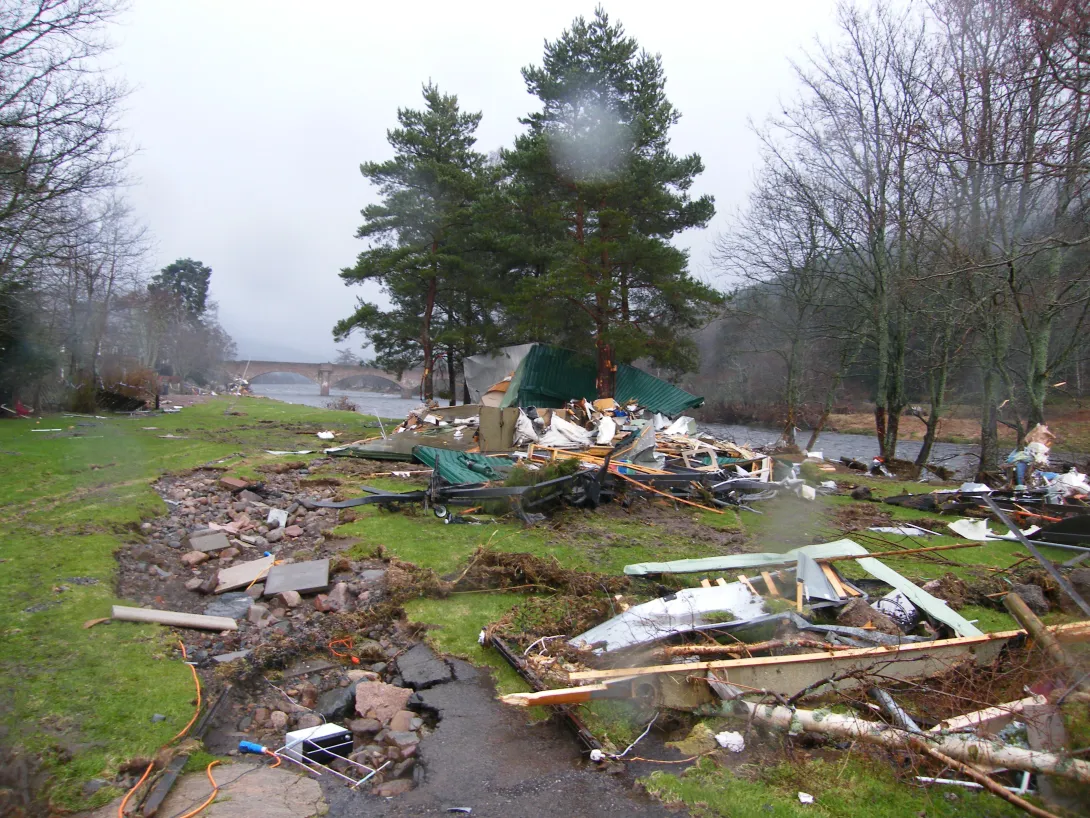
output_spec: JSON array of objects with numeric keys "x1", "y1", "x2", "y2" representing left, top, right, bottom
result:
[{"x1": 498, "y1": 344, "x2": 703, "y2": 416}]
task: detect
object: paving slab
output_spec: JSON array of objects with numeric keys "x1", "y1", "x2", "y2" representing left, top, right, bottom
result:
[
  {"x1": 215, "y1": 556, "x2": 275, "y2": 594},
  {"x1": 264, "y1": 559, "x2": 330, "y2": 596},
  {"x1": 83, "y1": 763, "x2": 323, "y2": 818},
  {"x1": 184, "y1": 531, "x2": 232, "y2": 553}
]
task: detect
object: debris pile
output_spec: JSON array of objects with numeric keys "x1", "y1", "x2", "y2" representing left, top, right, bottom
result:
[{"x1": 110, "y1": 461, "x2": 466, "y2": 799}]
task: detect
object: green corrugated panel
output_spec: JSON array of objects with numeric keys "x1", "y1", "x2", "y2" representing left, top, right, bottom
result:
[
  {"x1": 615, "y1": 363, "x2": 704, "y2": 416},
  {"x1": 500, "y1": 345, "x2": 596, "y2": 409},
  {"x1": 500, "y1": 344, "x2": 703, "y2": 416},
  {"x1": 412, "y1": 445, "x2": 516, "y2": 485}
]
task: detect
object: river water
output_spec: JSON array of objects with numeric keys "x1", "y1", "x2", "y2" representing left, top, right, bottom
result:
[{"x1": 250, "y1": 383, "x2": 980, "y2": 474}]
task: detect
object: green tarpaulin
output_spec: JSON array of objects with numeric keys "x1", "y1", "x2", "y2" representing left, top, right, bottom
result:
[
  {"x1": 412, "y1": 445, "x2": 516, "y2": 485},
  {"x1": 499, "y1": 344, "x2": 702, "y2": 417}
]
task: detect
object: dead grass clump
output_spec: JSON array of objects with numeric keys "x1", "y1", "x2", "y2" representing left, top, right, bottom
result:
[
  {"x1": 452, "y1": 547, "x2": 629, "y2": 596},
  {"x1": 257, "y1": 461, "x2": 306, "y2": 474},
  {"x1": 494, "y1": 594, "x2": 614, "y2": 650},
  {"x1": 833, "y1": 504, "x2": 894, "y2": 532},
  {"x1": 384, "y1": 558, "x2": 451, "y2": 600}
]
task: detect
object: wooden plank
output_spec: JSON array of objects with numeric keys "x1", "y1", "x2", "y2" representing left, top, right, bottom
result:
[
  {"x1": 760, "y1": 571, "x2": 780, "y2": 597},
  {"x1": 500, "y1": 683, "x2": 613, "y2": 707},
  {"x1": 738, "y1": 575, "x2": 760, "y2": 597},
  {"x1": 568, "y1": 622, "x2": 1090, "y2": 683},
  {"x1": 715, "y1": 578, "x2": 728, "y2": 587},
  {"x1": 796, "y1": 579, "x2": 804, "y2": 612},
  {"x1": 700, "y1": 578, "x2": 712, "y2": 588},
  {"x1": 821, "y1": 564, "x2": 848, "y2": 599},
  {"x1": 112, "y1": 605, "x2": 238, "y2": 632},
  {"x1": 611, "y1": 469, "x2": 724, "y2": 514}
]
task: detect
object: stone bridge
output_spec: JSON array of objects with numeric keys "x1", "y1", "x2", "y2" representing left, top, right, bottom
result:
[{"x1": 223, "y1": 360, "x2": 425, "y2": 397}]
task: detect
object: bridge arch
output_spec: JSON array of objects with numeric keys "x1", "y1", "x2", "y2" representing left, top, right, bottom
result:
[{"x1": 222, "y1": 360, "x2": 424, "y2": 398}]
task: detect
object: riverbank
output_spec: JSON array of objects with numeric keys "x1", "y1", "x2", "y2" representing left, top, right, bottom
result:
[
  {"x1": 0, "y1": 398, "x2": 1082, "y2": 817},
  {"x1": 823, "y1": 410, "x2": 1090, "y2": 455}
]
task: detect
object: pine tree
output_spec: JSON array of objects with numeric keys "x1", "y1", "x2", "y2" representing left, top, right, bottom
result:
[
  {"x1": 502, "y1": 7, "x2": 719, "y2": 395},
  {"x1": 336, "y1": 83, "x2": 486, "y2": 401}
]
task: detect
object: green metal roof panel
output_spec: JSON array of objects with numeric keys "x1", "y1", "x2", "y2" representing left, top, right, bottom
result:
[
  {"x1": 412, "y1": 445, "x2": 516, "y2": 485},
  {"x1": 499, "y1": 344, "x2": 703, "y2": 416},
  {"x1": 500, "y1": 345, "x2": 596, "y2": 409},
  {"x1": 615, "y1": 362, "x2": 704, "y2": 416}
]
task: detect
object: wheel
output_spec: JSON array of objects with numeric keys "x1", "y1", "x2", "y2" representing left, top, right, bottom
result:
[{"x1": 433, "y1": 504, "x2": 448, "y2": 519}]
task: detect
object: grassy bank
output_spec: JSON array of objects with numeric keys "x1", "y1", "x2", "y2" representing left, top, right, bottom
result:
[{"x1": 0, "y1": 397, "x2": 1079, "y2": 815}]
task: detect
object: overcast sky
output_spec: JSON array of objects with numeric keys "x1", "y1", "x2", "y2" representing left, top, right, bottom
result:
[{"x1": 113, "y1": 1, "x2": 840, "y2": 363}]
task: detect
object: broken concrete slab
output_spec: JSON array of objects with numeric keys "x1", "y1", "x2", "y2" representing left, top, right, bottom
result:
[
  {"x1": 212, "y1": 649, "x2": 252, "y2": 663},
  {"x1": 214, "y1": 556, "x2": 274, "y2": 594},
  {"x1": 183, "y1": 531, "x2": 232, "y2": 553},
  {"x1": 263, "y1": 558, "x2": 329, "y2": 596},
  {"x1": 396, "y1": 643, "x2": 453, "y2": 690},
  {"x1": 355, "y1": 681, "x2": 412, "y2": 725},
  {"x1": 86, "y1": 764, "x2": 325, "y2": 818},
  {"x1": 204, "y1": 592, "x2": 252, "y2": 619}
]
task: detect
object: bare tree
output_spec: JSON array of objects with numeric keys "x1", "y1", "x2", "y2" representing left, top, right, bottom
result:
[{"x1": 755, "y1": 1, "x2": 937, "y2": 460}]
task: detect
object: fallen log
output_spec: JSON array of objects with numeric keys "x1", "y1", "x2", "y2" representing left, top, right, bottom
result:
[
  {"x1": 734, "y1": 699, "x2": 1090, "y2": 784},
  {"x1": 915, "y1": 743, "x2": 1061, "y2": 818},
  {"x1": 111, "y1": 605, "x2": 238, "y2": 632},
  {"x1": 929, "y1": 695, "x2": 1049, "y2": 734}
]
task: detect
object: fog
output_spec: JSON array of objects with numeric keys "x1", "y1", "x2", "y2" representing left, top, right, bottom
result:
[{"x1": 113, "y1": 1, "x2": 839, "y2": 362}]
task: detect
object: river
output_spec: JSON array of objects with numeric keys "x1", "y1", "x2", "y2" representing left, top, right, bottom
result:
[{"x1": 250, "y1": 383, "x2": 980, "y2": 475}]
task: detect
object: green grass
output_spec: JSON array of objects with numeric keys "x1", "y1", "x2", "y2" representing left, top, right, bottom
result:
[
  {"x1": 340, "y1": 507, "x2": 578, "y2": 574},
  {"x1": 2, "y1": 397, "x2": 1076, "y2": 815},
  {"x1": 403, "y1": 593, "x2": 526, "y2": 695},
  {"x1": 641, "y1": 756, "x2": 1021, "y2": 817},
  {"x1": 0, "y1": 397, "x2": 382, "y2": 810}
]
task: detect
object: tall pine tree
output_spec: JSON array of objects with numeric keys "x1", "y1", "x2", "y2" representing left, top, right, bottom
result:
[
  {"x1": 502, "y1": 8, "x2": 719, "y2": 395},
  {"x1": 336, "y1": 83, "x2": 486, "y2": 401}
]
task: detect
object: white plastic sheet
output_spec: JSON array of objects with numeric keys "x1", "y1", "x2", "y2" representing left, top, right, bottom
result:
[
  {"x1": 537, "y1": 414, "x2": 594, "y2": 449},
  {"x1": 595, "y1": 415, "x2": 617, "y2": 445},
  {"x1": 512, "y1": 409, "x2": 539, "y2": 446}
]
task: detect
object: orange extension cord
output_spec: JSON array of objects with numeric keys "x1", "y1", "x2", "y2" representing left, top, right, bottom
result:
[{"x1": 118, "y1": 642, "x2": 206, "y2": 818}]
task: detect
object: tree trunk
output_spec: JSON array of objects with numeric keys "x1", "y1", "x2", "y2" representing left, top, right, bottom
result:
[
  {"x1": 977, "y1": 368, "x2": 1001, "y2": 482},
  {"x1": 915, "y1": 336, "x2": 952, "y2": 471},
  {"x1": 596, "y1": 335, "x2": 615, "y2": 399},
  {"x1": 916, "y1": 415, "x2": 940, "y2": 471},
  {"x1": 421, "y1": 268, "x2": 437, "y2": 402},
  {"x1": 782, "y1": 339, "x2": 801, "y2": 448},
  {"x1": 446, "y1": 343, "x2": 456, "y2": 406},
  {"x1": 1025, "y1": 323, "x2": 1051, "y2": 428}
]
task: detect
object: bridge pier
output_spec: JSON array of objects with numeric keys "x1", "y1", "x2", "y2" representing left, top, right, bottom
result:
[{"x1": 318, "y1": 363, "x2": 333, "y2": 397}]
